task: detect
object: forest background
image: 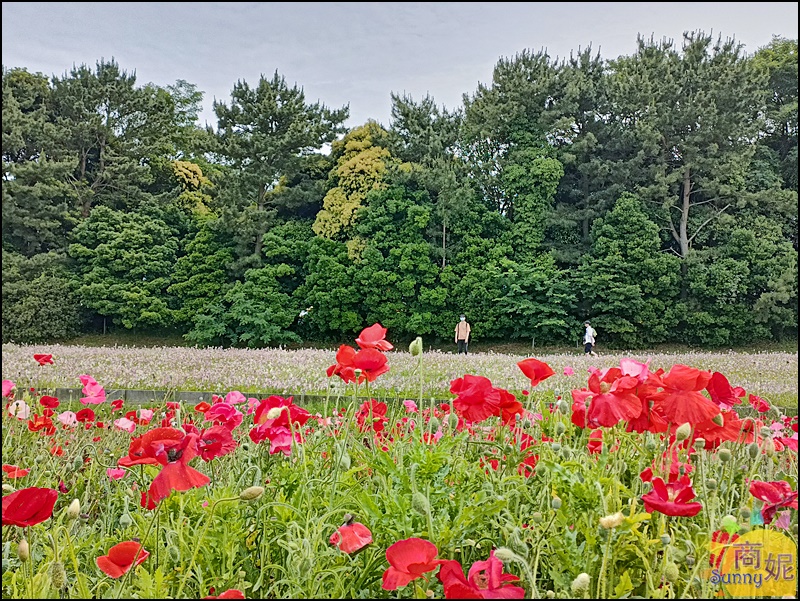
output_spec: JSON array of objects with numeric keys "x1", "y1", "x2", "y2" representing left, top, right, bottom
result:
[{"x1": 2, "y1": 31, "x2": 798, "y2": 351}]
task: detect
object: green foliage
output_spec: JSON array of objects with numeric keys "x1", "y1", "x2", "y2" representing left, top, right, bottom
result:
[{"x1": 1, "y1": 250, "x2": 86, "y2": 343}]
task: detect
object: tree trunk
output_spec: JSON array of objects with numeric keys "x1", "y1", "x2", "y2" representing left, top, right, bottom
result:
[
  {"x1": 442, "y1": 220, "x2": 447, "y2": 269},
  {"x1": 679, "y1": 165, "x2": 691, "y2": 300}
]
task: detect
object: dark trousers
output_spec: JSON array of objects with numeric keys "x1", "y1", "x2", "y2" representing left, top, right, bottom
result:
[{"x1": 457, "y1": 339, "x2": 468, "y2": 354}]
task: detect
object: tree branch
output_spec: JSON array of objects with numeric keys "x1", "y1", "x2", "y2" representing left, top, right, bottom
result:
[{"x1": 688, "y1": 204, "x2": 731, "y2": 244}]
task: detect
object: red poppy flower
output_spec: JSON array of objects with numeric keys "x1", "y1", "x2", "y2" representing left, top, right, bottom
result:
[
  {"x1": 497, "y1": 389, "x2": 524, "y2": 425},
  {"x1": 355, "y1": 323, "x2": 394, "y2": 351},
  {"x1": 584, "y1": 369, "x2": 643, "y2": 428},
  {"x1": 516, "y1": 358, "x2": 555, "y2": 387},
  {"x1": 2, "y1": 464, "x2": 30, "y2": 478},
  {"x1": 709, "y1": 530, "x2": 740, "y2": 569},
  {"x1": 587, "y1": 429, "x2": 604, "y2": 454},
  {"x1": 27, "y1": 414, "x2": 55, "y2": 435},
  {"x1": 330, "y1": 520, "x2": 373, "y2": 554},
  {"x1": 517, "y1": 453, "x2": 538, "y2": 478},
  {"x1": 195, "y1": 401, "x2": 211, "y2": 413},
  {"x1": 118, "y1": 432, "x2": 164, "y2": 467},
  {"x1": 693, "y1": 410, "x2": 754, "y2": 449},
  {"x1": 142, "y1": 430, "x2": 210, "y2": 508},
  {"x1": 203, "y1": 590, "x2": 245, "y2": 600},
  {"x1": 72, "y1": 408, "x2": 95, "y2": 422},
  {"x1": 166, "y1": 401, "x2": 181, "y2": 410},
  {"x1": 96, "y1": 541, "x2": 149, "y2": 578},
  {"x1": 748, "y1": 394, "x2": 770, "y2": 413},
  {"x1": 648, "y1": 365, "x2": 719, "y2": 426},
  {"x1": 111, "y1": 399, "x2": 124, "y2": 411},
  {"x1": 39, "y1": 395, "x2": 59, "y2": 409},
  {"x1": 450, "y1": 375, "x2": 502, "y2": 424},
  {"x1": 197, "y1": 425, "x2": 238, "y2": 462},
  {"x1": 352, "y1": 348, "x2": 390, "y2": 382},
  {"x1": 33, "y1": 354, "x2": 54, "y2": 366},
  {"x1": 705, "y1": 372, "x2": 743, "y2": 410},
  {"x1": 748, "y1": 480, "x2": 798, "y2": 525},
  {"x1": 382, "y1": 538, "x2": 443, "y2": 590},
  {"x1": 641, "y1": 476, "x2": 703, "y2": 517},
  {"x1": 1, "y1": 486, "x2": 58, "y2": 526},
  {"x1": 356, "y1": 400, "x2": 389, "y2": 433},
  {"x1": 437, "y1": 550, "x2": 525, "y2": 599}
]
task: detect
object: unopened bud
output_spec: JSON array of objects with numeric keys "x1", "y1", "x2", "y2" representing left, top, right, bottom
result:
[
  {"x1": 694, "y1": 438, "x2": 706, "y2": 450},
  {"x1": 675, "y1": 423, "x2": 691, "y2": 442},
  {"x1": 168, "y1": 545, "x2": 180, "y2": 562},
  {"x1": 18, "y1": 539, "x2": 29, "y2": 562},
  {"x1": 718, "y1": 448, "x2": 732, "y2": 462},
  {"x1": 428, "y1": 417, "x2": 441, "y2": 432},
  {"x1": 747, "y1": 442, "x2": 759, "y2": 459},
  {"x1": 551, "y1": 496, "x2": 562, "y2": 510},
  {"x1": 645, "y1": 436, "x2": 657, "y2": 451},
  {"x1": 664, "y1": 562, "x2": 679, "y2": 583},
  {"x1": 712, "y1": 413, "x2": 724, "y2": 427},
  {"x1": 412, "y1": 492, "x2": 430, "y2": 515},
  {"x1": 546, "y1": 591, "x2": 555, "y2": 599},
  {"x1": 50, "y1": 560, "x2": 67, "y2": 590},
  {"x1": 551, "y1": 443, "x2": 561, "y2": 453},
  {"x1": 571, "y1": 573, "x2": 591, "y2": 595},
  {"x1": 739, "y1": 507, "x2": 751, "y2": 520},
  {"x1": 532, "y1": 511, "x2": 543, "y2": 524},
  {"x1": 119, "y1": 513, "x2": 133, "y2": 528},
  {"x1": 67, "y1": 498, "x2": 80, "y2": 520},
  {"x1": 759, "y1": 426, "x2": 772, "y2": 438},
  {"x1": 761, "y1": 439, "x2": 776, "y2": 457},
  {"x1": 447, "y1": 413, "x2": 459, "y2": 430},
  {"x1": 240, "y1": 486, "x2": 265, "y2": 501},
  {"x1": 409, "y1": 337, "x2": 423, "y2": 357},
  {"x1": 555, "y1": 422, "x2": 566, "y2": 435},
  {"x1": 599, "y1": 512, "x2": 625, "y2": 529},
  {"x1": 686, "y1": 555, "x2": 695, "y2": 567},
  {"x1": 266, "y1": 407, "x2": 284, "y2": 420},
  {"x1": 660, "y1": 534, "x2": 671, "y2": 545},
  {"x1": 2, "y1": 484, "x2": 15, "y2": 494},
  {"x1": 72, "y1": 456, "x2": 83, "y2": 471},
  {"x1": 493, "y1": 547, "x2": 518, "y2": 563},
  {"x1": 706, "y1": 479, "x2": 718, "y2": 491}
]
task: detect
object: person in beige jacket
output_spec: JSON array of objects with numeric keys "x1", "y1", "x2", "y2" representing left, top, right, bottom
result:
[{"x1": 455, "y1": 314, "x2": 471, "y2": 354}]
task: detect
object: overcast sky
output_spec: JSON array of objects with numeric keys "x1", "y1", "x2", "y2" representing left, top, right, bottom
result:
[{"x1": 3, "y1": 2, "x2": 798, "y2": 130}]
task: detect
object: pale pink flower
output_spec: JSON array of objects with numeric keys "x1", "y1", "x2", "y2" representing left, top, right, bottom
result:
[
  {"x1": 620, "y1": 357, "x2": 651, "y2": 380},
  {"x1": 57, "y1": 411, "x2": 78, "y2": 427},
  {"x1": 107, "y1": 467, "x2": 126, "y2": 480},
  {"x1": 7, "y1": 400, "x2": 30, "y2": 419},
  {"x1": 774, "y1": 510, "x2": 792, "y2": 530},
  {"x1": 403, "y1": 400, "x2": 418, "y2": 413},
  {"x1": 2, "y1": 379, "x2": 15, "y2": 397},
  {"x1": 79, "y1": 374, "x2": 106, "y2": 405},
  {"x1": 563, "y1": 366, "x2": 574, "y2": 376},
  {"x1": 224, "y1": 390, "x2": 246, "y2": 404},
  {"x1": 531, "y1": 412, "x2": 544, "y2": 422},
  {"x1": 113, "y1": 417, "x2": 136, "y2": 433},
  {"x1": 433, "y1": 429, "x2": 443, "y2": 442},
  {"x1": 138, "y1": 409, "x2": 154, "y2": 423}
]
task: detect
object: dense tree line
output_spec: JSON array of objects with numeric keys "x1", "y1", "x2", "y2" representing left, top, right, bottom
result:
[{"x1": 2, "y1": 32, "x2": 797, "y2": 348}]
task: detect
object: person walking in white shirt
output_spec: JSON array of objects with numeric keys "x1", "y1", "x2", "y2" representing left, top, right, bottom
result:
[{"x1": 583, "y1": 321, "x2": 597, "y2": 356}]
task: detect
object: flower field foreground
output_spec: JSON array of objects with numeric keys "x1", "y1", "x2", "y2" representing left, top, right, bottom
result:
[{"x1": 1, "y1": 326, "x2": 797, "y2": 599}]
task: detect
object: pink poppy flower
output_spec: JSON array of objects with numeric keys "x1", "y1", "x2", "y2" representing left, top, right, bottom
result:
[
  {"x1": 563, "y1": 366, "x2": 575, "y2": 376},
  {"x1": 2, "y1": 380, "x2": 15, "y2": 398},
  {"x1": 224, "y1": 391, "x2": 246, "y2": 405},
  {"x1": 79, "y1": 375, "x2": 106, "y2": 405},
  {"x1": 7, "y1": 400, "x2": 30, "y2": 419},
  {"x1": 57, "y1": 411, "x2": 78, "y2": 427},
  {"x1": 107, "y1": 467, "x2": 126, "y2": 480},
  {"x1": 403, "y1": 400, "x2": 418, "y2": 413},
  {"x1": 114, "y1": 417, "x2": 137, "y2": 433}
]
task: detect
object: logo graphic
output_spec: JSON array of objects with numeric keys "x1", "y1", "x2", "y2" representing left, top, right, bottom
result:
[{"x1": 710, "y1": 529, "x2": 797, "y2": 597}]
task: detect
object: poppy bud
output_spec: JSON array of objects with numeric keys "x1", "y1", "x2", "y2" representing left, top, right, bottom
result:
[
  {"x1": 546, "y1": 591, "x2": 555, "y2": 599},
  {"x1": 266, "y1": 407, "x2": 284, "y2": 420},
  {"x1": 531, "y1": 511, "x2": 543, "y2": 523},
  {"x1": 50, "y1": 560, "x2": 67, "y2": 590},
  {"x1": 645, "y1": 436, "x2": 657, "y2": 451},
  {"x1": 555, "y1": 422, "x2": 566, "y2": 435},
  {"x1": 747, "y1": 442, "x2": 759, "y2": 459},
  {"x1": 168, "y1": 545, "x2": 180, "y2": 562},
  {"x1": 664, "y1": 562, "x2": 679, "y2": 583},
  {"x1": 521, "y1": 418, "x2": 533, "y2": 429},
  {"x1": 447, "y1": 413, "x2": 459, "y2": 430},
  {"x1": 409, "y1": 337, "x2": 423, "y2": 357},
  {"x1": 759, "y1": 426, "x2": 772, "y2": 438},
  {"x1": 571, "y1": 573, "x2": 590, "y2": 595},
  {"x1": 551, "y1": 496, "x2": 562, "y2": 510},
  {"x1": 507, "y1": 527, "x2": 526, "y2": 555},
  {"x1": 551, "y1": 443, "x2": 561, "y2": 453},
  {"x1": 67, "y1": 499, "x2": 80, "y2": 520},
  {"x1": 686, "y1": 555, "x2": 695, "y2": 567},
  {"x1": 599, "y1": 512, "x2": 624, "y2": 529},
  {"x1": 675, "y1": 422, "x2": 691, "y2": 442},
  {"x1": 18, "y1": 539, "x2": 30, "y2": 562},
  {"x1": 557, "y1": 400, "x2": 569, "y2": 413},
  {"x1": 2, "y1": 484, "x2": 14, "y2": 494},
  {"x1": 718, "y1": 448, "x2": 732, "y2": 462},
  {"x1": 739, "y1": 507, "x2": 751, "y2": 520},
  {"x1": 493, "y1": 547, "x2": 519, "y2": 563},
  {"x1": 761, "y1": 439, "x2": 775, "y2": 457},
  {"x1": 693, "y1": 438, "x2": 706, "y2": 450},
  {"x1": 412, "y1": 492, "x2": 430, "y2": 515},
  {"x1": 706, "y1": 479, "x2": 717, "y2": 491},
  {"x1": 240, "y1": 486, "x2": 265, "y2": 501},
  {"x1": 119, "y1": 513, "x2": 133, "y2": 528},
  {"x1": 72, "y1": 456, "x2": 83, "y2": 471},
  {"x1": 660, "y1": 534, "x2": 671, "y2": 545},
  {"x1": 738, "y1": 526, "x2": 750, "y2": 536},
  {"x1": 428, "y1": 417, "x2": 440, "y2": 432},
  {"x1": 712, "y1": 413, "x2": 724, "y2": 427}
]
